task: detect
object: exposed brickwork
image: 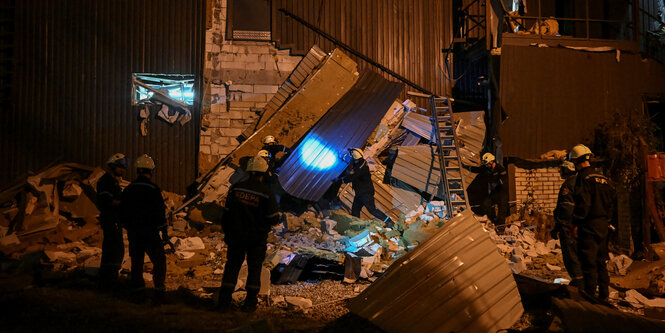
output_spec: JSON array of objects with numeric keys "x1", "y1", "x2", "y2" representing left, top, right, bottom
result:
[
  {"x1": 199, "y1": 0, "x2": 303, "y2": 174},
  {"x1": 513, "y1": 166, "x2": 564, "y2": 213}
]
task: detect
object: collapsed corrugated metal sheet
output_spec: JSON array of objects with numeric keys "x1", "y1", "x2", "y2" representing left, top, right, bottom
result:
[
  {"x1": 454, "y1": 111, "x2": 486, "y2": 167},
  {"x1": 201, "y1": 49, "x2": 359, "y2": 203},
  {"x1": 255, "y1": 45, "x2": 328, "y2": 129},
  {"x1": 348, "y1": 211, "x2": 524, "y2": 332},
  {"x1": 391, "y1": 145, "x2": 443, "y2": 196},
  {"x1": 278, "y1": 71, "x2": 404, "y2": 201},
  {"x1": 552, "y1": 298, "x2": 665, "y2": 333},
  {"x1": 402, "y1": 111, "x2": 434, "y2": 141},
  {"x1": 338, "y1": 167, "x2": 424, "y2": 222}
]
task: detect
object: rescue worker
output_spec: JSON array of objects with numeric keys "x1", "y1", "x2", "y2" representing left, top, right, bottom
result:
[
  {"x1": 551, "y1": 160, "x2": 583, "y2": 287},
  {"x1": 96, "y1": 153, "x2": 128, "y2": 286},
  {"x1": 121, "y1": 154, "x2": 168, "y2": 303},
  {"x1": 262, "y1": 135, "x2": 289, "y2": 162},
  {"x1": 218, "y1": 156, "x2": 280, "y2": 313},
  {"x1": 570, "y1": 144, "x2": 617, "y2": 300},
  {"x1": 480, "y1": 153, "x2": 509, "y2": 225},
  {"x1": 339, "y1": 148, "x2": 393, "y2": 227}
]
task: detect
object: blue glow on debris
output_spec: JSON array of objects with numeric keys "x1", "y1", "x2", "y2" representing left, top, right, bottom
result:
[{"x1": 299, "y1": 137, "x2": 338, "y2": 170}]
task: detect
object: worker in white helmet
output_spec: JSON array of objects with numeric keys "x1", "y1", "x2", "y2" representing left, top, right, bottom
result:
[
  {"x1": 569, "y1": 144, "x2": 617, "y2": 300},
  {"x1": 262, "y1": 135, "x2": 289, "y2": 168},
  {"x1": 121, "y1": 154, "x2": 168, "y2": 304},
  {"x1": 551, "y1": 160, "x2": 583, "y2": 288},
  {"x1": 218, "y1": 156, "x2": 279, "y2": 313},
  {"x1": 96, "y1": 153, "x2": 128, "y2": 287},
  {"x1": 480, "y1": 152, "x2": 508, "y2": 225},
  {"x1": 338, "y1": 148, "x2": 394, "y2": 227}
]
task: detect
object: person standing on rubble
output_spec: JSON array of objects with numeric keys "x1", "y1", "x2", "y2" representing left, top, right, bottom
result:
[
  {"x1": 480, "y1": 153, "x2": 509, "y2": 226},
  {"x1": 338, "y1": 148, "x2": 394, "y2": 228},
  {"x1": 569, "y1": 144, "x2": 617, "y2": 300},
  {"x1": 96, "y1": 153, "x2": 128, "y2": 287},
  {"x1": 121, "y1": 154, "x2": 168, "y2": 304},
  {"x1": 218, "y1": 156, "x2": 280, "y2": 313},
  {"x1": 551, "y1": 160, "x2": 583, "y2": 288},
  {"x1": 262, "y1": 135, "x2": 289, "y2": 166}
]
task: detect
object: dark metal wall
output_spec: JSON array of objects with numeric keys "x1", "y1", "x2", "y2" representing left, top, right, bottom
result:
[
  {"x1": 271, "y1": 0, "x2": 454, "y2": 99},
  {"x1": 499, "y1": 44, "x2": 665, "y2": 159},
  {"x1": 2, "y1": 0, "x2": 205, "y2": 193}
]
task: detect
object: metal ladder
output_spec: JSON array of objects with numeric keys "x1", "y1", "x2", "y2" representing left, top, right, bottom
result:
[{"x1": 429, "y1": 96, "x2": 469, "y2": 218}]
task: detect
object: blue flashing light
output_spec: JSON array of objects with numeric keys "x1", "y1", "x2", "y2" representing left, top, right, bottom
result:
[{"x1": 299, "y1": 137, "x2": 339, "y2": 171}]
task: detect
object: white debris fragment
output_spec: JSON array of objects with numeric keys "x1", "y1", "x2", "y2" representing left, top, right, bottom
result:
[
  {"x1": 174, "y1": 237, "x2": 205, "y2": 251},
  {"x1": 44, "y1": 251, "x2": 77, "y2": 263},
  {"x1": 213, "y1": 268, "x2": 223, "y2": 275},
  {"x1": 609, "y1": 254, "x2": 633, "y2": 276},
  {"x1": 285, "y1": 296, "x2": 313, "y2": 310},
  {"x1": 554, "y1": 278, "x2": 570, "y2": 285},
  {"x1": 176, "y1": 251, "x2": 196, "y2": 260}
]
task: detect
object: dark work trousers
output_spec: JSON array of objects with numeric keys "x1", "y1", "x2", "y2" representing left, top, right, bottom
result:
[
  {"x1": 558, "y1": 225, "x2": 583, "y2": 282},
  {"x1": 351, "y1": 192, "x2": 388, "y2": 221},
  {"x1": 577, "y1": 230, "x2": 609, "y2": 299},
  {"x1": 128, "y1": 230, "x2": 166, "y2": 290},
  {"x1": 99, "y1": 219, "x2": 124, "y2": 281},
  {"x1": 482, "y1": 189, "x2": 508, "y2": 225},
  {"x1": 219, "y1": 240, "x2": 267, "y2": 305}
]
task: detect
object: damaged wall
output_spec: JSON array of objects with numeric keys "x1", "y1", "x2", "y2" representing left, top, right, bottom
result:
[
  {"x1": 512, "y1": 164, "x2": 564, "y2": 213},
  {"x1": 271, "y1": 0, "x2": 454, "y2": 100},
  {"x1": 499, "y1": 45, "x2": 665, "y2": 159},
  {"x1": 1, "y1": 0, "x2": 205, "y2": 193},
  {"x1": 199, "y1": 0, "x2": 304, "y2": 174}
]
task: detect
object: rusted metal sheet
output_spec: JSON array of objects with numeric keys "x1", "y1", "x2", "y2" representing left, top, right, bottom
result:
[
  {"x1": 200, "y1": 49, "x2": 359, "y2": 203},
  {"x1": 338, "y1": 167, "x2": 424, "y2": 222},
  {"x1": 2, "y1": 0, "x2": 205, "y2": 193},
  {"x1": 278, "y1": 70, "x2": 404, "y2": 201},
  {"x1": 271, "y1": 0, "x2": 453, "y2": 100},
  {"x1": 499, "y1": 44, "x2": 665, "y2": 159},
  {"x1": 348, "y1": 210, "x2": 524, "y2": 332}
]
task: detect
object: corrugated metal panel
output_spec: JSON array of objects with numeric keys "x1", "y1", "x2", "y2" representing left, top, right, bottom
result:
[
  {"x1": 391, "y1": 145, "x2": 441, "y2": 195},
  {"x1": 2, "y1": 0, "x2": 205, "y2": 193},
  {"x1": 348, "y1": 210, "x2": 524, "y2": 332},
  {"x1": 454, "y1": 111, "x2": 486, "y2": 166},
  {"x1": 339, "y1": 167, "x2": 424, "y2": 222},
  {"x1": 499, "y1": 45, "x2": 665, "y2": 159},
  {"x1": 552, "y1": 297, "x2": 665, "y2": 332},
  {"x1": 278, "y1": 70, "x2": 404, "y2": 201},
  {"x1": 402, "y1": 111, "x2": 435, "y2": 141},
  {"x1": 257, "y1": 45, "x2": 327, "y2": 128},
  {"x1": 271, "y1": 0, "x2": 453, "y2": 100}
]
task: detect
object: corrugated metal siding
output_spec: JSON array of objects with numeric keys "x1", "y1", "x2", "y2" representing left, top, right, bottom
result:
[
  {"x1": 339, "y1": 168, "x2": 424, "y2": 222},
  {"x1": 2, "y1": 0, "x2": 205, "y2": 193},
  {"x1": 402, "y1": 111, "x2": 435, "y2": 141},
  {"x1": 278, "y1": 70, "x2": 404, "y2": 201},
  {"x1": 348, "y1": 211, "x2": 523, "y2": 332},
  {"x1": 499, "y1": 45, "x2": 665, "y2": 159},
  {"x1": 392, "y1": 145, "x2": 441, "y2": 195},
  {"x1": 271, "y1": 0, "x2": 453, "y2": 100}
]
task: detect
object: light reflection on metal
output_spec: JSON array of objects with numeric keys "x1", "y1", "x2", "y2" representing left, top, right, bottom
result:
[{"x1": 299, "y1": 136, "x2": 339, "y2": 171}]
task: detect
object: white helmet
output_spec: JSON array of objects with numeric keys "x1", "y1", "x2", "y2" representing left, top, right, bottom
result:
[
  {"x1": 135, "y1": 154, "x2": 155, "y2": 170},
  {"x1": 263, "y1": 135, "x2": 276, "y2": 145},
  {"x1": 349, "y1": 148, "x2": 363, "y2": 160},
  {"x1": 246, "y1": 156, "x2": 269, "y2": 173},
  {"x1": 257, "y1": 150, "x2": 270, "y2": 159},
  {"x1": 569, "y1": 144, "x2": 593, "y2": 161},
  {"x1": 106, "y1": 153, "x2": 128, "y2": 168},
  {"x1": 482, "y1": 153, "x2": 495, "y2": 165}
]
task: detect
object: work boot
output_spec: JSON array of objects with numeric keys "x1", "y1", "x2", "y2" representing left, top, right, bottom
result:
[{"x1": 241, "y1": 291, "x2": 259, "y2": 313}]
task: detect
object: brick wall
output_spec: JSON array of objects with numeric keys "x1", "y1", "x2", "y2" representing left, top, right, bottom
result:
[
  {"x1": 199, "y1": 0, "x2": 303, "y2": 173},
  {"x1": 513, "y1": 166, "x2": 564, "y2": 213}
]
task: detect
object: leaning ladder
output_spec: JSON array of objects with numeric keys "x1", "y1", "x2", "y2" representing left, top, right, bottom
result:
[{"x1": 429, "y1": 96, "x2": 470, "y2": 218}]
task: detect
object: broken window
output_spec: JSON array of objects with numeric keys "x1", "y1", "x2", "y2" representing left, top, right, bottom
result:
[
  {"x1": 131, "y1": 74, "x2": 194, "y2": 130},
  {"x1": 226, "y1": 0, "x2": 271, "y2": 41}
]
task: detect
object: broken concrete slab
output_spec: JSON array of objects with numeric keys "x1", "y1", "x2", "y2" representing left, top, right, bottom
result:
[
  {"x1": 609, "y1": 253, "x2": 633, "y2": 276},
  {"x1": 44, "y1": 251, "x2": 77, "y2": 263},
  {"x1": 176, "y1": 251, "x2": 196, "y2": 260},
  {"x1": 285, "y1": 296, "x2": 313, "y2": 310}
]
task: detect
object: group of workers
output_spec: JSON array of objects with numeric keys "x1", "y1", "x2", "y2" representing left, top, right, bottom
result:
[
  {"x1": 482, "y1": 144, "x2": 617, "y2": 301},
  {"x1": 95, "y1": 134, "x2": 392, "y2": 310}
]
